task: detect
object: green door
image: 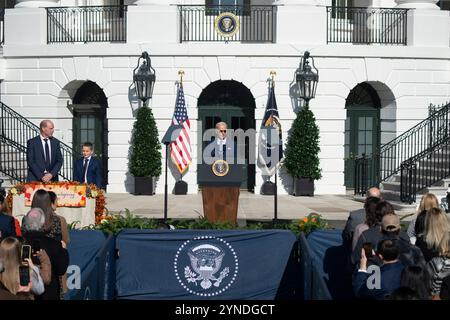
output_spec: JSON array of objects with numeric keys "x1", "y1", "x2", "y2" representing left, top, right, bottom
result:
[
  {"x1": 198, "y1": 105, "x2": 255, "y2": 190},
  {"x1": 344, "y1": 105, "x2": 380, "y2": 188},
  {"x1": 73, "y1": 105, "x2": 108, "y2": 187}
]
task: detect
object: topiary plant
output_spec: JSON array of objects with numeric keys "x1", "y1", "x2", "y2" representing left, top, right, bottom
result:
[
  {"x1": 284, "y1": 105, "x2": 321, "y2": 180},
  {"x1": 129, "y1": 106, "x2": 162, "y2": 177}
]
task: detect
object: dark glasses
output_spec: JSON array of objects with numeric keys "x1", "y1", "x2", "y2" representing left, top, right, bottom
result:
[{"x1": 219, "y1": 130, "x2": 227, "y2": 133}]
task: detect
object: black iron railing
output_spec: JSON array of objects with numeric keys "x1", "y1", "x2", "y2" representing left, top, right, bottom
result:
[
  {"x1": 400, "y1": 139, "x2": 450, "y2": 204},
  {"x1": 327, "y1": 6, "x2": 408, "y2": 45},
  {"x1": 47, "y1": 6, "x2": 127, "y2": 43},
  {"x1": 354, "y1": 102, "x2": 450, "y2": 196},
  {"x1": 179, "y1": 5, "x2": 275, "y2": 42},
  {"x1": 0, "y1": 102, "x2": 79, "y2": 182}
]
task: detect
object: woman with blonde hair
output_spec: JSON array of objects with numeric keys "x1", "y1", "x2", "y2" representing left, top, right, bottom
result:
[
  {"x1": 407, "y1": 193, "x2": 440, "y2": 244},
  {"x1": 0, "y1": 237, "x2": 44, "y2": 298},
  {"x1": 417, "y1": 208, "x2": 450, "y2": 262},
  {"x1": 427, "y1": 231, "x2": 450, "y2": 298}
]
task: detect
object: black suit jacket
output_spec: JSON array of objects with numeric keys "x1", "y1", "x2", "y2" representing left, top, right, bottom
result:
[
  {"x1": 26, "y1": 136, "x2": 63, "y2": 182},
  {"x1": 0, "y1": 212, "x2": 15, "y2": 240},
  {"x1": 73, "y1": 157, "x2": 103, "y2": 189},
  {"x1": 23, "y1": 231, "x2": 69, "y2": 300}
]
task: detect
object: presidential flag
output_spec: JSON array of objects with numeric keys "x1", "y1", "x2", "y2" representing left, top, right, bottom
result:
[
  {"x1": 258, "y1": 83, "x2": 283, "y2": 176},
  {"x1": 170, "y1": 83, "x2": 192, "y2": 173}
]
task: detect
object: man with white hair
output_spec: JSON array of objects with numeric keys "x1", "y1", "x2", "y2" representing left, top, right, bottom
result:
[
  {"x1": 26, "y1": 120, "x2": 63, "y2": 183},
  {"x1": 342, "y1": 187, "x2": 382, "y2": 245},
  {"x1": 22, "y1": 208, "x2": 69, "y2": 300}
]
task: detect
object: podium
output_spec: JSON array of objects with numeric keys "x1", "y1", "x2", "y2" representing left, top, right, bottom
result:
[{"x1": 198, "y1": 163, "x2": 243, "y2": 226}]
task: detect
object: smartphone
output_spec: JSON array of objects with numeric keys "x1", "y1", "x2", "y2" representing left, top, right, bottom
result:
[
  {"x1": 363, "y1": 242, "x2": 373, "y2": 258},
  {"x1": 19, "y1": 265, "x2": 30, "y2": 286},
  {"x1": 31, "y1": 240, "x2": 41, "y2": 265},
  {"x1": 21, "y1": 245, "x2": 31, "y2": 264}
]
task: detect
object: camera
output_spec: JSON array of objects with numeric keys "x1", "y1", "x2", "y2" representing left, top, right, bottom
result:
[{"x1": 19, "y1": 265, "x2": 30, "y2": 286}]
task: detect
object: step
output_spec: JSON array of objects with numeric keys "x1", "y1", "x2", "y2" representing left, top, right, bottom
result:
[{"x1": 354, "y1": 193, "x2": 416, "y2": 211}]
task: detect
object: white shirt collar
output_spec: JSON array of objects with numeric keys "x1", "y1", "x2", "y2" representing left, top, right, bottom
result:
[{"x1": 217, "y1": 138, "x2": 227, "y2": 145}]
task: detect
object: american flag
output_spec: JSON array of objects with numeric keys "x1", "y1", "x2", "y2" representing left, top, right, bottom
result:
[{"x1": 170, "y1": 83, "x2": 192, "y2": 173}]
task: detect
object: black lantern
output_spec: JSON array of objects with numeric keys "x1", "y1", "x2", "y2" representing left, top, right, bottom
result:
[
  {"x1": 133, "y1": 51, "x2": 156, "y2": 106},
  {"x1": 296, "y1": 51, "x2": 319, "y2": 105}
]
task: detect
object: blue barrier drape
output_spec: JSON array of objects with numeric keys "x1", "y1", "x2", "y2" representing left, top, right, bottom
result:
[
  {"x1": 306, "y1": 229, "x2": 354, "y2": 299},
  {"x1": 115, "y1": 229, "x2": 299, "y2": 300},
  {"x1": 65, "y1": 230, "x2": 115, "y2": 300}
]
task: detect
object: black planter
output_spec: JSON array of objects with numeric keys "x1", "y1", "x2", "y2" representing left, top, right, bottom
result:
[
  {"x1": 261, "y1": 180, "x2": 275, "y2": 195},
  {"x1": 293, "y1": 178, "x2": 314, "y2": 196},
  {"x1": 173, "y1": 180, "x2": 188, "y2": 195},
  {"x1": 134, "y1": 176, "x2": 156, "y2": 195}
]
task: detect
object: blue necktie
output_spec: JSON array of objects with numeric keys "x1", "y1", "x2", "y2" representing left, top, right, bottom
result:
[{"x1": 44, "y1": 138, "x2": 51, "y2": 171}]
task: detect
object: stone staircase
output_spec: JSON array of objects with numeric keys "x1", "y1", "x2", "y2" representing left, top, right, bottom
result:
[
  {"x1": 381, "y1": 145, "x2": 450, "y2": 203},
  {"x1": 0, "y1": 144, "x2": 27, "y2": 189}
]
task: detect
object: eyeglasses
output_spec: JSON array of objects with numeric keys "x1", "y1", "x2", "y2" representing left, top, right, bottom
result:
[{"x1": 219, "y1": 130, "x2": 227, "y2": 133}]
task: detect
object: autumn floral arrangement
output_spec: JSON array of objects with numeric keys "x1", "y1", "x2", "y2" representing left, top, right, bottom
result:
[
  {"x1": 298, "y1": 212, "x2": 329, "y2": 235},
  {"x1": 6, "y1": 181, "x2": 108, "y2": 225}
]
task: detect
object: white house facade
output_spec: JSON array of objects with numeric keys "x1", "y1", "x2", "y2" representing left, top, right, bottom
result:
[{"x1": 0, "y1": 0, "x2": 449, "y2": 198}]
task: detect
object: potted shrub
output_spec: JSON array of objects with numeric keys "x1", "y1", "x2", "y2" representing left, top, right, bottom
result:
[
  {"x1": 129, "y1": 106, "x2": 161, "y2": 195},
  {"x1": 284, "y1": 105, "x2": 321, "y2": 196}
]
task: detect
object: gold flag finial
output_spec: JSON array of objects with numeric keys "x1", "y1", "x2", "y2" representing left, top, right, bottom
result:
[
  {"x1": 270, "y1": 70, "x2": 276, "y2": 87},
  {"x1": 178, "y1": 70, "x2": 185, "y2": 86}
]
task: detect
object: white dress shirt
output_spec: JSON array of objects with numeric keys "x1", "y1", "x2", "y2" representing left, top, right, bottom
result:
[{"x1": 83, "y1": 156, "x2": 92, "y2": 183}]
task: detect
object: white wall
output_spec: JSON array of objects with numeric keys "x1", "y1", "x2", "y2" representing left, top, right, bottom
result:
[{"x1": 1, "y1": 52, "x2": 449, "y2": 194}]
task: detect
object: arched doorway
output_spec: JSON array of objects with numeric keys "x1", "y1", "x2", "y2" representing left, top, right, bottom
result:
[
  {"x1": 197, "y1": 80, "x2": 256, "y2": 191},
  {"x1": 72, "y1": 81, "x2": 108, "y2": 188},
  {"x1": 344, "y1": 82, "x2": 381, "y2": 188}
]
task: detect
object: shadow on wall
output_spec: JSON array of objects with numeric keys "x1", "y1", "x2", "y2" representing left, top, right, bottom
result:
[{"x1": 128, "y1": 83, "x2": 140, "y2": 117}]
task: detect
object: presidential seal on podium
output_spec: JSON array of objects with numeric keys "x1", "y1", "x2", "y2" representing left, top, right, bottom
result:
[
  {"x1": 212, "y1": 159, "x2": 229, "y2": 177},
  {"x1": 214, "y1": 12, "x2": 240, "y2": 38}
]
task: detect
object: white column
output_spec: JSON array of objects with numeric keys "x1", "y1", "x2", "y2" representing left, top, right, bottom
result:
[
  {"x1": 127, "y1": 1, "x2": 178, "y2": 43},
  {"x1": 15, "y1": 0, "x2": 59, "y2": 8},
  {"x1": 5, "y1": 8, "x2": 47, "y2": 45},
  {"x1": 274, "y1": 0, "x2": 327, "y2": 44},
  {"x1": 395, "y1": 0, "x2": 439, "y2": 9}
]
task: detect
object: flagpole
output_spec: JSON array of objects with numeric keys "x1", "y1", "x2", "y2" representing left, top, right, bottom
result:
[
  {"x1": 270, "y1": 70, "x2": 278, "y2": 224},
  {"x1": 178, "y1": 70, "x2": 184, "y2": 183}
]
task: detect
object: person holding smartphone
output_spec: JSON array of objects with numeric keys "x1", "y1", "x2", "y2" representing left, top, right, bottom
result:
[{"x1": 0, "y1": 237, "x2": 44, "y2": 299}]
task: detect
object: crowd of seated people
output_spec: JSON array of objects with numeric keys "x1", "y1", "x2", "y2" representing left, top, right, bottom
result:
[
  {"x1": 0, "y1": 188, "x2": 69, "y2": 300},
  {"x1": 343, "y1": 188, "x2": 450, "y2": 300}
]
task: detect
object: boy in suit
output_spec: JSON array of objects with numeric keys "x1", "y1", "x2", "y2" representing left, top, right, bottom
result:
[{"x1": 73, "y1": 142, "x2": 103, "y2": 189}]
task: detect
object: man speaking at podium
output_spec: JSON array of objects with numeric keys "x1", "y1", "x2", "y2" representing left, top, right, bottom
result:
[
  {"x1": 210, "y1": 121, "x2": 236, "y2": 165},
  {"x1": 200, "y1": 121, "x2": 241, "y2": 225}
]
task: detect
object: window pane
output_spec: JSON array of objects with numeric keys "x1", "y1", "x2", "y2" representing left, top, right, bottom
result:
[
  {"x1": 81, "y1": 117, "x2": 87, "y2": 129},
  {"x1": 81, "y1": 130, "x2": 87, "y2": 143},
  {"x1": 365, "y1": 132, "x2": 372, "y2": 144},
  {"x1": 345, "y1": 117, "x2": 350, "y2": 130},
  {"x1": 88, "y1": 117, "x2": 95, "y2": 129},
  {"x1": 358, "y1": 145, "x2": 366, "y2": 156},
  {"x1": 358, "y1": 117, "x2": 366, "y2": 130},
  {"x1": 365, "y1": 117, "x2": 373, "y2": 130},
  {"x1": 358, "y1": 131, "x2": 365, "y2": 144}
]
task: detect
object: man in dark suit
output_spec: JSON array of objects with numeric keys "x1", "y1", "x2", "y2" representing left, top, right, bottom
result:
[
  {"x1": 206, "y1": 121, "x2": 237, "y2": 164},
  {"x1": 26, "y1": 120, "x2": 63, "y2": 183},
  {"x1": 342, "y1": 187, "x2": 381, "y2": 245},
  {"x1": 73, "y1": 142, "x2": 103, "y2": 189}
]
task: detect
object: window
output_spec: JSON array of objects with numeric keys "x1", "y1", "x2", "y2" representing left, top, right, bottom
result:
[
  {"x1": 206, "y1": 0, "x2": 250, "y2": 15},
  {"x1": 331, "y1": 0, "x2": 354, "y2": 19}
]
